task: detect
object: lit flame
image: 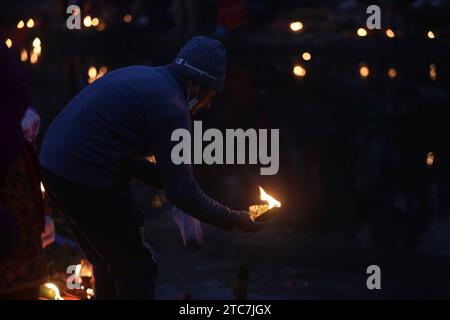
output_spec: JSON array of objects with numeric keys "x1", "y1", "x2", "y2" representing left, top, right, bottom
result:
[
  {"x1": 386, "y1": 28, "x2": 395, "y2": 38},
  {"x1": 92, "y1": 17, "x2": 100, "y2": 27},
  {"x1": 40, "y1": 182, "x2": 45, "y2": 193},
  {"x1": 426, "y1": 152, "x2": 435, "y2": 167},
  {"x1": 83, "y1": 15, "x2": 92, "y2": 28},
  {"x1": 5, "y1": 38, "x2": 12, "y2": 48},
  {"x1": 359, "y1": 65, "x2": 369, "y2": 78},
  {"x1": 357, "y1": 27, "x2": 367, "y2": 37},
  {"x1": 86, "y1": 288, "x2": 94, "y2": 299},
  {"x1": 30, "y1": 52, "x2": 38, "y2": 64},
  {"x1": 293, "y1": 65, "x2": 306, "y2": 77},
  {"x1": 17, "y1": 20, "x2": 24, "y2": 29},
  {"x1": 429, "y1": 63, "x2": 437, "y2": 81},
  {"x1": 44, "y1": 283, "x2": 64, "y2": 300},
  {"x1": 259, "y1": 186, "x2": 281, "y2": 210},
  {"x1": 249, "y1": 186, "x2": 281, "y2": 219},
  {"x1": 20, "y1": 49, "x2": 28, "y2": 62},
  {"x1": 123, "y1": 14, "x2": 133, "y2": 23},
  {"x1": 32, "y1": 37, "x2": 41, "y2": 47},
  {"x1": 388, "y1": 68, "x2": 397, "y2": 79},
  {"x1": 26, "y1": 18, "x2": 34, "y2": 28},
  {"x1": 88, "y1": 66, "x2": 97, "y2": 83},
  {"x1": 80, "y1": 259, "x2": 93, "y2": 278},
  {"x1": 427, "y1": 31, "x2": 435, "y2": 39},
  {"x1": 290, "y1": 21, "x2": 303, "y2": 32},
  {"x1": 302, "y1": 52, "x2": 311, "y2": 61},
  {"x1": 33, "y1": 46, "x2": 42, "y2": 55}
]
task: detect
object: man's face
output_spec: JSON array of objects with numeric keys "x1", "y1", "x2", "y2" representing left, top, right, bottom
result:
[{"x1": 189, "y1": 84, "x2": 217, "y2": 116}]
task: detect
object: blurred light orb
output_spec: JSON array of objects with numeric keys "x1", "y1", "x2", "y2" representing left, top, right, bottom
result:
[
  {"x1": 83, "y1": 16, "x2": 92, "y2": 27},
  {"x1": 5, "y1": 38, "x2": 12, "y2": 48},
  {"x1": 293, "y1": 65, "x2": 306, "y2": 77},
  {"x1": 426, "y1": 152, "x2": 435, "y2": 167},
  {"x1": 427, "y1": 31, "x2": 435, "y2": 39},
  {"x1": 123, "y1": 14, "x2": 133, "y2": 23},
  {"x1": 20, "y1": 49, "x2": 28, "y2": 62},
  {"x1": 96, "y1": 22, "x2": 106, "y2": 31},
  {"x1": 92, "y1": 18, "x2": 100, "y2": 27},
  {"x1": 359, "y1": 66, "x2": 369, "y2": 78},
  {"x1": 26, "y1": 18, "x2": 34, "y2": 28},
  {"x1": 33, "y1": 46, "x2": 42, "y2": 55},
  {"x1": 17, "y1": 20, "x2": 24, "y2": 29},
  {"x1": 386, "y1": 29, "x2": 395, "y2": 38},
  {"x1": 30, "y1": 52, "x2": 38, "y2": 64},
  {"x1": 429, "y1": 63, "x2": 437, "y2": 81},
  {"x1": 88, "y1": 66, "x2": 97, "y2": 79},
  {"x1": 388, "y1": 68, "x2": 397, "y2": 78},
  {"x1": 32, "y1": 37, "x2": 41, "y2": 47},
  {"x1": 302, "y1": 52, "x2": 311, "y2": 61},
  {"x1": 290, "y1": 21, "x2": 303, "y2": 32},
  {"x1": 357, "y1": 28, "x2": 367, "y2": 37}
]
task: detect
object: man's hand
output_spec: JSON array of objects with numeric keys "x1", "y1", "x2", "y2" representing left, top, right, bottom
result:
[{"x1": 233, "y1": 210, "x2": 267, "y2": 233}]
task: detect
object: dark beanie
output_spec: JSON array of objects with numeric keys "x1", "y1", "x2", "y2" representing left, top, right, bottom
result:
[{"x1": 172, "y1": 36, "x2": 226, "y2": 92}]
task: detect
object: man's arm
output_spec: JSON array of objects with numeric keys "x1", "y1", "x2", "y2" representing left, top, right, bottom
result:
[{"x1": 150, "y1": 112, "x2": 259, "y2": 232}]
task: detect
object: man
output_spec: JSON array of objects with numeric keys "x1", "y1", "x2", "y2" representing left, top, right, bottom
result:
[{"x1": 40, "y1": 36, "x2": 263, "y2": 299}]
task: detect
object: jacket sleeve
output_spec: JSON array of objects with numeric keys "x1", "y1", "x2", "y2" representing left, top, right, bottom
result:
[{"x1": 150, "y1": 111, "x2": 241, "y2": 230}]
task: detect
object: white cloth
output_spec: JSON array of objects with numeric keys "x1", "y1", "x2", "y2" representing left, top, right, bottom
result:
[{"x1": 172, "y1": 207, "x2": 203, "y2": 251}]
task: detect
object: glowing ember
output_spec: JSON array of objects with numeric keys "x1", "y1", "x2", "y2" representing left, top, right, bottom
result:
[
  {"x1": 249, "y1": 186, "x2": 281, "y2": 220},
  {"x1": 44, "y1": 283, "x2": 64, "y2": 300}
]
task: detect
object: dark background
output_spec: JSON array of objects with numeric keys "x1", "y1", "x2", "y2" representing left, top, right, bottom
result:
[{"x1": 2, "y1": 0, "x2": 450, "y2": 299}]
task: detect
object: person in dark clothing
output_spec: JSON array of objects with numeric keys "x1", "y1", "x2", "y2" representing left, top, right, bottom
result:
[
  {"x1": 0, "y1": 42, "x2": 47, "y2": 299},
  {"x1": 39, "y1": 36, "x2": 263, "y2": 299}
]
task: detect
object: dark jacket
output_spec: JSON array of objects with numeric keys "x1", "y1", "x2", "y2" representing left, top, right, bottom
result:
[{"x1": 40, "y1": 65, "x2": 240, "y2": 229}]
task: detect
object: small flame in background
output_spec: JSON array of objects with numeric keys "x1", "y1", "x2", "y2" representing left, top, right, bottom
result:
[
  {"x1": 44, "y1": 283, "x2": 64, "y2": 300},
  {"x1": 258, "y1": 186, "x2": 281, "y2": 210},
  {"x1": 40, "y1": 182, "x2": 45, "y2": 193},
  {"x1": 426, "y1": 152, "x2": 435, "y2": 167}
]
